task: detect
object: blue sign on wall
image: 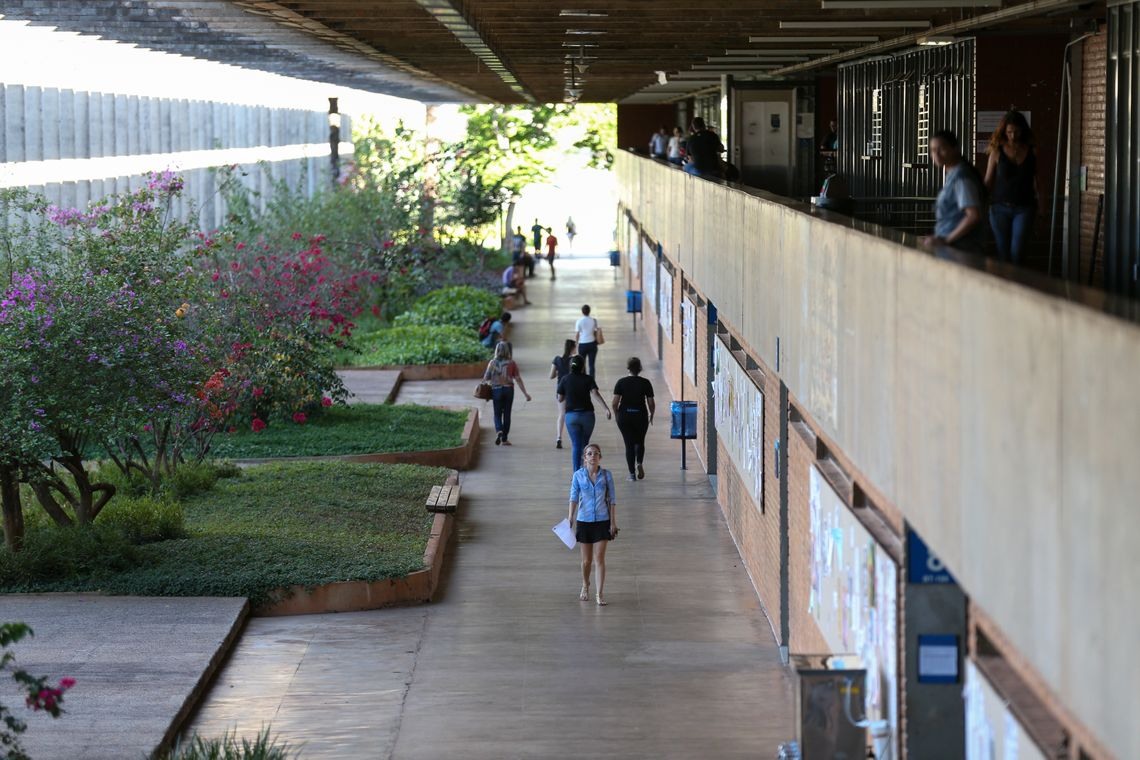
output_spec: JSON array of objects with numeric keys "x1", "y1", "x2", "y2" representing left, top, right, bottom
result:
[{"x1": 907, "y1": 529, "x2": 955, "y2": 584}]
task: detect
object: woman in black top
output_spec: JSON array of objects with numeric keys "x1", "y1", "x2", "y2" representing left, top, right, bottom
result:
[
  {"x1": 611, "y1": 357, "x2": 656, "y2": 480},
  {"x1": 549, "y1": 339, "x2": 576, "y2": 449},
  {"x1": 984, "y1": 110, "x2": 1044, "y2": 264},
  {"x1": 556, "y1": 355, "x2": 612, "y2": 471}
]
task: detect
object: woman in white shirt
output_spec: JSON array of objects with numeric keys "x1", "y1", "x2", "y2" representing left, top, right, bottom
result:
[
  {"x1": 574, "y1": 304, "x2": 601, "y2": 378},
  {"x1": 667, "y1": 126, "x2": 683, "y2": 165}
]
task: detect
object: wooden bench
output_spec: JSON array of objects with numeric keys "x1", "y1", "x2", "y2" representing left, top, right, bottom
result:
[{"x1": 425, "y1": 484, "x2": 460, "y2": 514}]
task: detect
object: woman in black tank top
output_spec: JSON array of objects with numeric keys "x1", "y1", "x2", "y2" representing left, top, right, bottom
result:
[{"x1": 984, "y1": 110, "x2": 1045, "y2": 265}]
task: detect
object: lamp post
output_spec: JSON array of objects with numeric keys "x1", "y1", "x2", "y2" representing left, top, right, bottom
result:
[{"x1": 328, "y1": 97, "x2": 341, "y2": 187}]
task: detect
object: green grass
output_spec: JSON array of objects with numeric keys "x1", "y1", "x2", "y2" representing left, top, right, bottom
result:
[
  {"x1": 338, "y1": 325, "x2": 489, "y2": 366},
  {"x1": 207, "y1": 404, "x2": 467, "y2": 459},
  {"x1": 0, "y1": 461, "x2": 448, "y2": 606}
]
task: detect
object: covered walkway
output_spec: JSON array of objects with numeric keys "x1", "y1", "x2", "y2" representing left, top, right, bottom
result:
[{"x1": 189, "y1": 258, "x2": 794, "y2": 758}]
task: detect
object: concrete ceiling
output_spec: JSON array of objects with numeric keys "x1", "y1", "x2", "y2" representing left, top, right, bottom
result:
[{"x1": 0, "y1": 0, "x2": 1099, "y2": 104}]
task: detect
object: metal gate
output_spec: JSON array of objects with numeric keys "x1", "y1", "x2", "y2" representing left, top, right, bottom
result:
[{"x1": 1106, "y1": 0, "x2": 1140, "y2": 297}]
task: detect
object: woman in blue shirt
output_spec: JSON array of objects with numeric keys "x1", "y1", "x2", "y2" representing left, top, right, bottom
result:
[{"x1": 568, "y1": 443, "x2": 619, "y2": 606}]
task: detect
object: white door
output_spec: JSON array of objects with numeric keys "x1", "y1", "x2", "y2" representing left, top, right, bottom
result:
[{"x1": 740, "y1": 98, "x2": 792, "y2": 193}]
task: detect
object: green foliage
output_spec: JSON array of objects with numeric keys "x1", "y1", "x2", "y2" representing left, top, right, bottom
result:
[
  {"x1": 393, "y1": 285, "x2": 500, "y2": 329},
  {"x1": 208, "y1": 404, "x2": 467, "y2": 459},
  {"x1": 0, "y1": 462, "x2": 447, "y2": 606},
  {"x1": 341, "y1": 325, "x2": 489, "y2": 366},
  {"x1": 0, "y1": 523, "x2": 141, "y2": 587},
  {"x1": 98, "y1": 495, "x2": 185, "y2": 544},
  {"x1": 160, "y1": 727, "x2": 295, "y2": 760}
]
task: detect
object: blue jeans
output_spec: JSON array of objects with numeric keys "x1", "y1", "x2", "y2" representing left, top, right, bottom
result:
[
  {"x1": 577, "y1": 341, "x2": 598, "y2": 377},
  {"x1": 564, "y1": 410, "x2": 596, "y2": 471},
  {"x1": 989, "y1": 204, "x2": 1034, "y2": 264},
  {"x1": 491, "y1": 386, "x2": 515, "y2": 439}
]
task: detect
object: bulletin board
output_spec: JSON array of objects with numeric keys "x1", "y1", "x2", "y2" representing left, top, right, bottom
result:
[
  {"x1": 643, "y1": 238, "x2": 658, "y2": 324},
  {"x1": 712, "y1": 338, "x2": 763, "y2": 505},
  {"x1": 630, "y1": 228, "x2": 641, "y2": 282},
  {"x1": 964, "y1": 662, "x2": 1047, "y2": 760},
  {"x1": 809, "y1": 466, "x2": 899, "y2": 738},
  {"x1": 658, "y1": 265, "x2": 673, "y2": 342},
  {"x1": 681, "y1": 298, "x2": 696, "y2": 384}
]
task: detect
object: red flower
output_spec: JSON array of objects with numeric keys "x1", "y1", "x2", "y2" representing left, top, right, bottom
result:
[
  {"x1": 321, "y1": 396, "x2": 333, "y2": 407},
  {"x1": 236, "y1": 242, "x2": 246, "y2": 251},
  {"x1": 371, "y1": 305, "x2": 381, "y2": 317},
  {"x1": 251, "y1": 418, "x2": 267, "y2": 432},
  {"x1": 382, "y1": 240, "x2": 394, "y2": 249},
  {"x1": 291, "y1": 232, "x2": 303, "y2": 240},
  {"x1": 252, "y1": 386, "x2": 264, "y2": 398},
  {"x1": 59, "y1": 678, "x2": 76, "y2": 690},
  {"x1": 292, "y1": 412, "x2": 307, "y2": 425}
]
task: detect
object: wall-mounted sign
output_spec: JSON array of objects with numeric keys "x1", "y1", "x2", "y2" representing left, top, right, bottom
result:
[
  {"x1": 917, "y1": 634, "x2": 959, "y2": 684},
  {"x1": 907, "y1": 529, "x2": 955, "y2": 585}
]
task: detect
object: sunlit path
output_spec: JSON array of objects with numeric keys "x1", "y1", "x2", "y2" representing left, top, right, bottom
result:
[{"x1": 189, "y1": 257, "x2": 795, "y2": 758}]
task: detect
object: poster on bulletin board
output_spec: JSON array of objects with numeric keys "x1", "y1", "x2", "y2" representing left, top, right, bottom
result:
[{"x1": 808, "y1": 466, "x2": 898, "y2": 742}]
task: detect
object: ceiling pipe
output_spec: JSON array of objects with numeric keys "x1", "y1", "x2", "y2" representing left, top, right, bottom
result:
[{"x1": 771, "y1": 0, "x2": 1088, "y2": 76}]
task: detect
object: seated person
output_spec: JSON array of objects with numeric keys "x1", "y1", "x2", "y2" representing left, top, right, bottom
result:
[
  {"x1": 481, "y1": 311, "x2": 512, "y2": 348},
  {"x1": 502, "y1": 262, "x2": 530, "y2": 305}
]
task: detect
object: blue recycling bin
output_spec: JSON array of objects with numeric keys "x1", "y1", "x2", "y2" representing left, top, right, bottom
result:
[
  {"x1": 670, "y1": 400, "x2": 698, "y2": 440},
  {"x1": 626, "y1": 289, "x2": 643, "y2": 313},
  {"x1": 608, "y1": 249, "x2": 621, "y2": 267}
]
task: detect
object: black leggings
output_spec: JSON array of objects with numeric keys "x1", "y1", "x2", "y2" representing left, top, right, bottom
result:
[{"x1": 616, "y1": 411, "x2": 649, "y2": 473}]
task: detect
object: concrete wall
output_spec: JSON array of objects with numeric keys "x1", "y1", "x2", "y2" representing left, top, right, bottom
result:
[
  {"x1": 0, "y1": 84, "x2": 344, "y2": 228},
  {"x1": 615, "y1": 151, "x2": 1137, "y2": 760}
]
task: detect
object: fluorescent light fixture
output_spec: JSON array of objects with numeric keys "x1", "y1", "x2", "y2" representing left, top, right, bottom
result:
[
  {"x1": 779, "y1": 20, "x2": 931, "y2": 28},
  {"x1": 566, "y1": 29, "x2": 606, "y2": 35},
  {"x1": 708, "y1": 56, "x2": 808, "y2": 62},
  {"x1": 918, "y1": 34, "x2": 957, "y2": 45},
  {"x1": 822, "y1": 0, "x2": 998, "y2": 6},
  {"x1": 725, "y1": 48, "x2": 840, "y2": 54},
  {"x1": 748, "y1": 35, "x2": 880, "y2": 42},
  {"x1": 560, "y1": 9, "x2": 609, "y2": 16}
]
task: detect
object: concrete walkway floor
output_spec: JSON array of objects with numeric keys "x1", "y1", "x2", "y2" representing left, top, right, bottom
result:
[{"x1": 189, "y1": 258, "x2": 795, "y2": 758}]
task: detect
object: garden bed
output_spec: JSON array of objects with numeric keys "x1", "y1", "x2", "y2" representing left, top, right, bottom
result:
[
  {"x1": 211, "y1": 404, "x2": 479, "y2": 470},
  {"x1": 347, "y1": 362, "x2": 488, "y2": 379},
  {"x1": 337, "y1": 324, "x2": 489, "y2": 368},
  {"x1": 208, "y1": 403, "x2": 467, "y2": 459},
  {"x1": 0, "y1": 462, "x2": 450, "y2": 608}
]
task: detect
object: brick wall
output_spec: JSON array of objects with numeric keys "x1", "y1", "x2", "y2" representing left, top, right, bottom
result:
[{"x1": 1079, "y1": 29, "x2": 1107, "y2": 286}]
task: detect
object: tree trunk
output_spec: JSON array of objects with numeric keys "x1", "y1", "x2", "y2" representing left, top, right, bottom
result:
[
  {"x1": 503, "y1": 201, "x2": 519, "y2": 257},
  {"x1": 1, "y1": 467, "x2": 24, "y2": 552}
]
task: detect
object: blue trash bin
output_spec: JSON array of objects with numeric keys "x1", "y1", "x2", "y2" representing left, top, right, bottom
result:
[
  {"x1": 670, "y1": 400, "x2": 698, "y2": 440},
  {"x1": 608, "y1": 250, "x2": 621, "y2": 267},
  {"x1": 626, "y1": 289, "x2": 643, "y2": 313}
]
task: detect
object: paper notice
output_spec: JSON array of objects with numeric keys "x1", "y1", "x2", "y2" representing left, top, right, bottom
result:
[{"x1": 552, "y1": 518, "x2": 577, "y2": 550}]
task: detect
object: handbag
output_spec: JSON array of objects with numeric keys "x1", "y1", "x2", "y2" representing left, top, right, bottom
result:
[
  {"x1": 595, "y1": 325, "x2": 605, "y2": 345},
  {"x1": 473, "y1": 381, "x2": 493, "y2": 401}
]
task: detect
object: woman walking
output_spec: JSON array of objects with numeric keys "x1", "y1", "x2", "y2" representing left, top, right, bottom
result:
[
  {"x1": 549, "y1": 338, "x2": 576, "y2": 449},
  {"x1": 574, "y1": 304, "x2": 602, "y2": 378},
  {"x1": 483, "y1": 341, "x2": 531, "y2": 446},
  {"x1": 568, "y1": 443, "x2": 618, "y2": 606},
  {"x1": 612, "y1": 356, "x2": 656, "y2": 481},
  {"x1": 556, "y1": 355, "x2": 612, "y2": 470},
  {"x1": 984, "y1": 110, "x2": 1044, "y2": 264}
]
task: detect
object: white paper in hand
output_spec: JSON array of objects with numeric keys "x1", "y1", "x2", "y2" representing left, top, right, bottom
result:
[{"x1": 552, "y1": 518, "x2": 577, "y2": 550}]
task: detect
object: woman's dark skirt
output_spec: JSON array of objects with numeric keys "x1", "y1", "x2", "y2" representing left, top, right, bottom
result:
[{"x1": 575, "y1": 519, "x2": 611, "y2": 544}]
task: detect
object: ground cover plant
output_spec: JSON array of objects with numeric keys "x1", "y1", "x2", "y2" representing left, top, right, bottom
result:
[
  {"x1": 339, "y1": 325, "x2": 488, "y2": 367},
  {"x1": 393, "y1": 285, "x2": 499, "y2": 329},
  {"x1": 208, "y1": 404, "x2": 467, "y2": 459},
  {"x1": 159, "y1": 727, "x2": 295, "y2": 760},
  {"x1": 0, "y1": 462, "x2": 447, "y2": 606}
]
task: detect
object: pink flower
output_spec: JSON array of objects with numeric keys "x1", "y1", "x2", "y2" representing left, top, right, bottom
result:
[
  {"x1": 211, "y1": 272, "x2": 220, "y2": 282},
  {"x1": 292, "y1": 412, "x2": 307, "y2": 425},
  {"x1": 252, "y1": 386, "x2": 264, "y2": 398},
  {"x1": 235, "y1": 242, "x2": 246, "y2": 251},
  {"x1": 321, "y1": 396, "x2": 333, "y2": 407},
  {"x1": 371, "y1": 305, "x2": 381, "y2": 317},
  {"x1": 251, "y1": 418, "x2": 267, "y2": 432},
  {"x1": 59, "y1": 678, "x2": 76, "y2": 690},
  {"x1": 382, "y1": 240, "x2": 394, "y2": 249},
  {"x1": 291, "y1": 232, "x2": 303, "y2": 241}
]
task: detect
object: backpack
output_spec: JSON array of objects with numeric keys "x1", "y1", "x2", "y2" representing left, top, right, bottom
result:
[{"x1": 478, "y1": 317, "x2": 495, "y2": 340}]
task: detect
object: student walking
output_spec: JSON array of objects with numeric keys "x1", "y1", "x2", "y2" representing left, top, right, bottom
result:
[
  {"x1": 556, "y1": 355, "x2": 612, "y2": 470},
  {"x1": 611, "y1": 356, "x2": 656, "y2": 481},
  {"x1": 545, "y1": 228, "x2": 558, "y2": 280},
  {"x1": 549, "y1": 339, "x2": 576, "y2": 449},
  {"x1": 574, "y1": 304, "x2": 602, "y2": 378},
  {"x1": 483, "y1": 341, "x2": 532, "y2": 446},
  {"x1": 568, "y1": 442, "x2": 618, "y2": 606},
  {"x1": 984, "y1": 110, "x2": 1043, "y2": 264}
]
